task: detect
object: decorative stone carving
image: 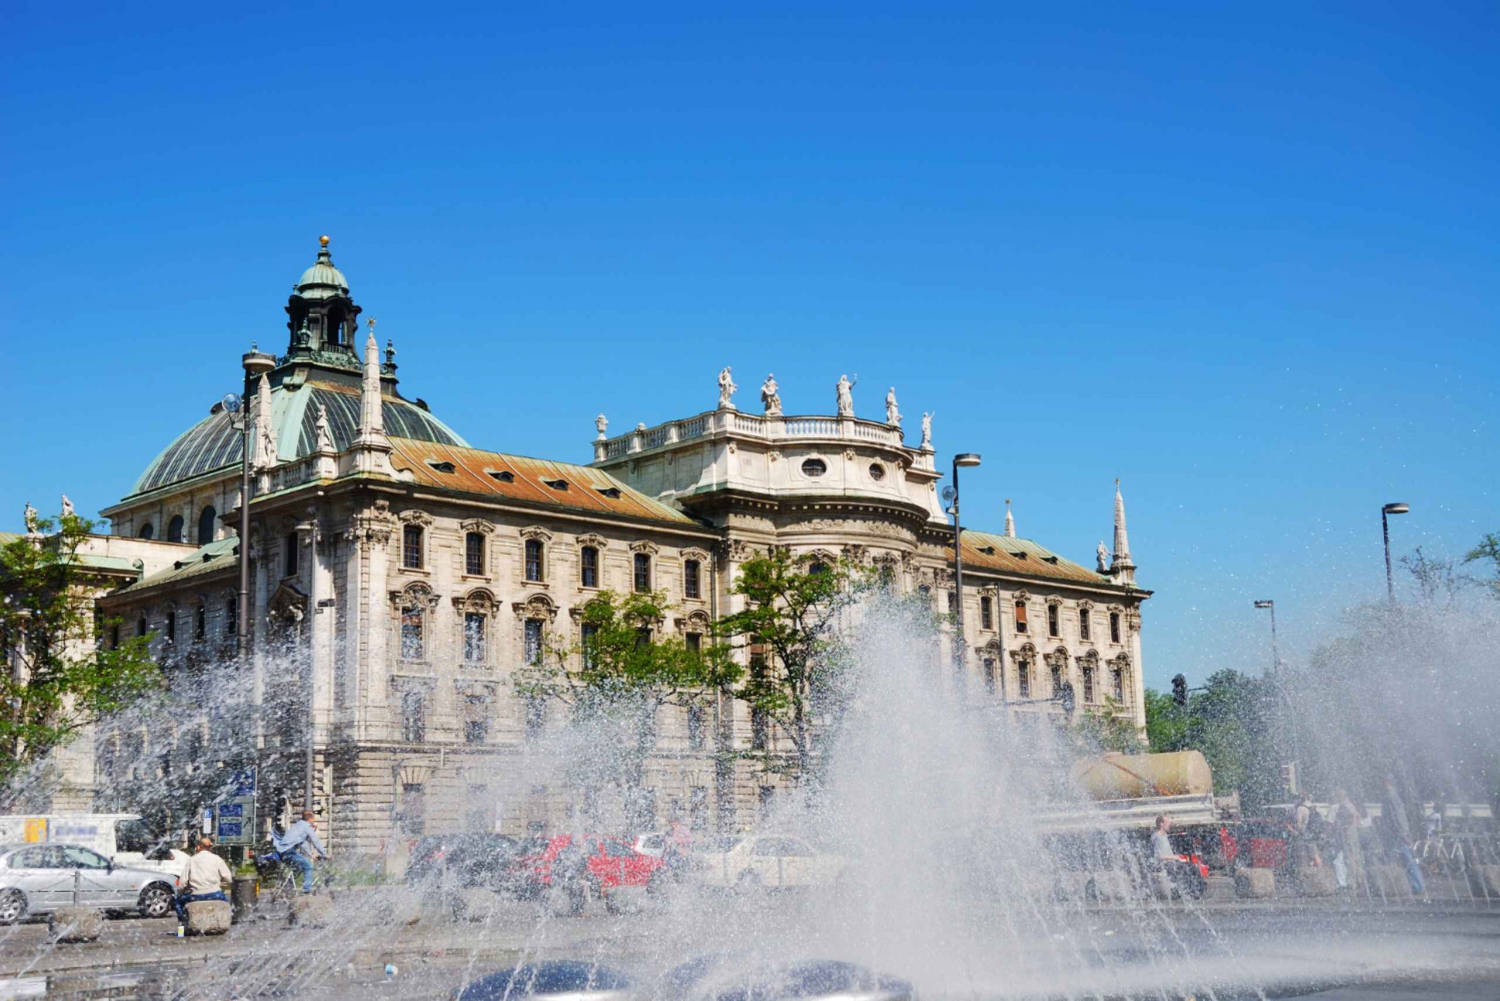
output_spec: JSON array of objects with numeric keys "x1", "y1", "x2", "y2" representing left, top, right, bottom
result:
[
  {"x1": 576, "y1": 532, "x2": 609, "y2": 550},
  {"x1": 760, "y1": 374, "x2": 781, "y2": 416},
  {"x1": 1096, "y1": 541, "x2": 1110, "y2": 573},
  {"x1": 60, "y1": 494, "x2": 75, "y2": 518},
  {"x1": 885, "y1": 387, "x2": 901, "y2": 427},
  {"x1": 390, "y1": 581, "x2": 440, "y2": 609},
  {"x1": 519, "y1": 526, "x2": 553, "y2": 542},
  {"x1": 726, "y1": 441, "x2": 737, "y2": 455},
  {"x1": 835, "y1": 374, "x2": 855, "y2": 417},
  {"x1": 313, "y1": 403, "x2": 335, "y2": 453},
  {"x1": 23, "y1": 502, "x2": 38, "y2": 534},
  {"x1": 345, "y1": 501, "x2": 393, "y2": 546},
  {"x1": 452, "y1": 588, "x2": 499, "y2": 612},
  {"x1": 628, "y1": 540, "x2": 660, "y2": 556},
  {"x1": 767, "y1": 450, "x2": 781, "y2": 463},
  {"x1": 843, "y1": 448, "x2": 856, "y2": 461},
  {"x1": 920, "y1": 412, "x2": 933, "y2": 450},
  {"x1": 512, "y1": 593, "x2": 558, "y2": 622},
  {"x1": 717, "y1": 366, "x2": 738, "y2": 410},
  {"x1": 397, "y1": 509, "x2": 434, "y2": 527},
  {"x1": 595, "y1": 414, "x2": 608, "y2": 440},
  {"x1": 460, "y1": 519, "x2": 495, "y2": 536},
  {"x1": 727, "y1": 539, "x2": 755, "y2": 561}
]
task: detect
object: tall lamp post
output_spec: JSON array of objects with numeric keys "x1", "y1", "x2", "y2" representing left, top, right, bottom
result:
[
  {"x1": 944, "y1": 453, "x2": 982, "y2": 674},
  {"x1": 1253, "y1": 599, "x2": 1279, "y2": 674},
  {"x1": 1381, "y1": 502, "x2": 1409, "y2": 603}
]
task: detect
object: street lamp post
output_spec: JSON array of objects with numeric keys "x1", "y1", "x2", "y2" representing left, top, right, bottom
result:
[
  {"x1": 1382, "y1": 502, "x2": 1410, "y2": 604},
  {"x1": 1253, "y1": 599, "x2": 1279, "y2": 674},
  {"x1": 946, "y1": 453, "x2": 982, "y2": 675}
]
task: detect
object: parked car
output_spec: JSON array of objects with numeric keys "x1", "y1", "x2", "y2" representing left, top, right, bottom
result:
[
  {"x1": 632, "y1": 832, "x2": 666, "y2": 858},
  {"x1": 0, "y1": 814, "x2": 186, "y2": 879},
  {"x1": 507, "y1": 834, "x2": 666, "y2": 897},
  {"x1": 690, "y1": 835, "x2": 848, "y2": 890},
  {"x1": 405, "y1": 833, "x2": 523, "y2": 890},
  {"x1": 0, "y1": 843, "x2": 176, "y2": 922}
]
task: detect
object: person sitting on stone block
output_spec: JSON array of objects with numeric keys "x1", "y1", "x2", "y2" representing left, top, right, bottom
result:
[{"x1": 175, "y1": 836, "x2": 233, "y2": 928}]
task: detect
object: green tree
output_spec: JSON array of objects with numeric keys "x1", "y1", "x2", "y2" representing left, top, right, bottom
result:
[
  {"x1": 1068, "y1": 698, "x2": 1145, "y2": 755},
  {"x1": 1463, "y1": 532, "x2": 1500, "y2": 598},
  {"x1": 1143, "y1": 687, "x2": 1191, "y2": 752},
  {"x1": 1, "y1": 511, "x2": 160, "y2": 797},
  {"x1": 1142, "y1": 670, "x2": 1283, "y2": 806},
  {"x1": 717, "y1": 550, "x2": 862, "y2": 781}
]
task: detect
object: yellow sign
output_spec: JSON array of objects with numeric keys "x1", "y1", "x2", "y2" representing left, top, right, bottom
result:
[{"x1": 23, "y1": 818, "x2": 46, "y2": 842}]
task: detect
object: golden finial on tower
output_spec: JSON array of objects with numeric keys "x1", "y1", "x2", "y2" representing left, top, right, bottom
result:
[
  {"x1": 319, "y1": 234, "x2": 330, "y2": 247},
  {"x1": 367, "y1": 317, "x2": 377, "y2": 333}
]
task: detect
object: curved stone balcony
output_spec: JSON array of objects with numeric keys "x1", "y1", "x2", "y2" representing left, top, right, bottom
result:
[{"x1": 593, "y1": 408, "x2": 927, "y2": 463}]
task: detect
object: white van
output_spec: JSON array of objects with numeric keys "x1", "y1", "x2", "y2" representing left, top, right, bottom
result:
[{"x1": 0, "y1": 815, "x2": 187, "y2": 879}]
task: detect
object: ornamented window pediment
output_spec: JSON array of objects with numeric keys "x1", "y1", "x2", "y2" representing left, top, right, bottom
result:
[
  {"x1": 520, "y1": 526, "x2": 553, "y2": 543},
  {"x1": 1049, "y1": 646, "x2": 1070, "y2": 666},
  {"x1": 1010, "y1": 641, "x2": 1038, "y2": 662},
  {"x1": 512, "y1": 593, "x2": 558, "y2": 621},
  {"x1": 1079, "y1": 648, "x2": 1100, "y2": 666},
  {"x1": 1011, "y1": 589, "x2": 1032, "y2": 604},
  {"x1": 453, "y1": 588, "x2": 498, "y2": 613},
  {"x1": 391, "y1": 581, "x2": 440, "y2": 609},
  {"x1": 577, "y1": 533, "x2": 610, "y2": 550},
  {"x1": 629, "y1": 540, "x2": 660, "y2": 556},
  {"x1": 397, "y1": 509, "x2": 434, "y2": 527},
  {"x1": 676, "y1": 609, "x2": 712, "y2": 633},
  {"x1": 1106, "y1": 602, "x2": 1125, "y2": 614},
  {"x1": 1109, "y1": 651, "x2": 1131, "y2": 669},
  {"x1": 681, "y1": 547, "x2": 710, "y2": 563},
  {"x1": 1077, "y1": 599, "x2": 1096, "y2": 612},
  {"x1": 461, "y1": 519, "x2": 495, "y2": 536},
  {"x1": 1044, "y1": 595, "x2": 1063, "y2": 608}
]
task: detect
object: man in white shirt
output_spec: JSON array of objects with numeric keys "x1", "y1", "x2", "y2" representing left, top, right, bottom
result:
[
  {"x1": 174, "y1": 836, "x2": 233, "y2": 925},
  {"x1": 1150, "y1": 815, "x2": 1204, "y2": 899}
]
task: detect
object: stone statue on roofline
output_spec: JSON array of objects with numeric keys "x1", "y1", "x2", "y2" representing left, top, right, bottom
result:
[
  {"x1": 1096, "y1": 540, "x2": 1110, "y2": 573},
  {"x1": 60, "y1": 495, "x2": 75, "y2": 519},
  {"x1": 836, "y1": 374, "x2": 855, "y2": 417},
  {"x1": 761, "y1": 374, "x2": 781, "y2": 416},
  {"x1": 885, "y1": 387, "x2": 901, "y2": 426},
  {"x1": 595, "y1": 413, "x2": 609, "y2": 440},
  {"x1": 920, "y1": 412, "x2": 934, "y2": 450},
  {"x1": 717, "y1": 366, "x2": 738, "y2": 411},
  {"x1": 314, "y1": 403, "x2": 336, "y2": 452},
  {"x1": 23, "y1": 501, "x2": 39, "y2": 535}
]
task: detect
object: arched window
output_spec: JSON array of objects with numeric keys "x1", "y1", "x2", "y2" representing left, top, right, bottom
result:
[
  {"x1": 983, "y1": 657, "x2": 997, "y2": 695},
  {"x1": 197, "y1": 506, "x2": 217, "y2": 545},
  {"x1": 633, "y1": 553, "x2": 652, "y2": 593},
  {"x1": 138, "y1": 522, "x2": 154, "y2": 540},
  {"x1": 524, "y1": 539, "x2": 544, "y2": 582},
  {"x1": 137, "y1": 615, "x2": 148, "y2": 637},
  {"x1": 465, "y1": 532, "x2": 485, "y2": 576},
  {"x1": 403, "y1": 525, "x2": 423, "y2": 569},
  {"x1": 167, "y1": 516, "x2": 184, "y2": 543},
  {"x1": 401, "y1": 606, "x2": 425, "y2": 661},
  {"x1": 580, "y1": 546, "x2": 599, "y2": 588},
  {"x1": 284, "y1": 533, "x2": 299, "y2": 578}
]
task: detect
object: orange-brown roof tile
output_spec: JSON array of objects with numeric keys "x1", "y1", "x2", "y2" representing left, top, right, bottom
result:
[{"x1": 957, "y1": 529, "x2": 1119, "y2": 588}]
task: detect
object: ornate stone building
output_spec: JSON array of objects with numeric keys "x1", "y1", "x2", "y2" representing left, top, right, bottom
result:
[{"x1": 87, "y1": 238, "x2": 1150, "y2": 861}]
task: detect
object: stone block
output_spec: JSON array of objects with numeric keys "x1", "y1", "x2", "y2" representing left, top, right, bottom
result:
[
  {"x1": 48, "y1": 907, "x2": 105, "y2": 943},
  {"x1": 1295, "y1": 866, "x2": 1337, "y2": 897},
  {"x1": 289, "y1": 894, "x2": 335, "y2": 928},
  {"x1": 1203, "y1": 876, "x2": 1237, "y2": 901},
  {"x1": 185, "y1": 900, "x2": 231, "y2": 935},
  {"x1": 1235, "y1": 867, "x2": 1275, "y2": 899}
]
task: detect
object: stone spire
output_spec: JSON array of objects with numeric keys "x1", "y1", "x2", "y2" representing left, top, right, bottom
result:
[
  {"x1": 253, "y1": 374, "x2": 278, "y2": 470},
  {"x1": 1004, "y1": 499, "x2": 1016, "y2": 538},
  {"x1": 1111, "y1": 479, "x2": 1136, "y2": 584},
  {"x1": 352, "y1": 322, "x2": 394, "y2": 476}
]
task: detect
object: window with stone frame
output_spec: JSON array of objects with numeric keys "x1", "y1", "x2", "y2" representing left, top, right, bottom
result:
[
  {"x1": 1047, "y1": 603, "x2": 1060, "y2": 637},
  {"x1": 1112, "y1": 666, "x2": 1124, "y2": 701},
  {"x1": 463, "y1": 695, "x2": 490, "y2": 744},
  {"x1": 688, "y1": 701, "x2": 707, "y2": 750},
  {"x1": 465, "y1": 532, "x2": 486, "y2": 576},
  {"x1": 284, "y1": 533, "x2": 299, "y2": 578},
  {"x1": 983, "y1": 657, "x2": 997, "y2": 695},
  {"x1": 399, "y1": 782, "x2": 426, "y2": 836},
  {"x1": 1082, "y1": 664, "x2": 1095, "y2": 703},
  {"x1": 463, "y1": 612, "x2": 487, "y2": 663},
  {"x1": 225, "y1": 596, "x2": 237, "y2": 638},
  {"x1": 1017, "y1": 657, "x2": 1031, "y2": 699},
  {"x1": 1079, "y1": 607, "x2": 1091, "y2": 641},
  {"x1": 524, "y1": 618, "x2": 544, "y2": 666},
  {"x1": 1110, "y1": 611, "x2": 1121, "y2": 644},
  {"x1": 684, "y1": 558, "x2": 701, "y2": 600},
  {"x1": 401, "y1": 690, "x2": 426, "y2": 743},
  {"x1": 689, "y1": 786, "x2": 709, "y2": 832},
  {"x1": 1014, "y1": 600, "x2": 1028, "y2": 633},
  {"x1": 685, "y1": 631, "x2": 702, "y2": 654},
  {"x1": 980, "y1": 595, "x2": 993, "y2": 630},
  {"x1": 168, "y1": 515, "x2": 184, "y2": 544},
  {"x1": 402, "y1": 525, "x2": 423, "y2": 569},
  {"x1": 401, "y1": 606, "x2": 425, "y2": 660},
  {"x1": 1050, "y1": 659, "x2": 1063, "y2": 694},
  {"x1": 581, "y1": 622, "x2": 599, "y2": 669},
  {"x1": 633, "y1": 552, "x2": 652, "y2": 593},
  {"x1": 525, "y1": 539, "x2": 544, "y2": 583},
  {"x1": 165, "y1": 610, "x2": 176, "y2": 645},
  {"x1": 194, "y1": 605, "x2": 206, "y2": 642},
  {"x1": 580, "y1": 546, "x2": 599, "y2": 588}
]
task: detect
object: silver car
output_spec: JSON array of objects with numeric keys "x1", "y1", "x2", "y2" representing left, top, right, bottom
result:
[{"x1": 0, "y1": 843, "x2": 176, "y2": 922}]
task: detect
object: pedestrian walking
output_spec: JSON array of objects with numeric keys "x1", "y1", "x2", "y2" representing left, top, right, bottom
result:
[
  {"x1": 1331, "y1": 788, "x2": 1365, "y2": 894},
  {"x1": 174, "y1": 836, "x2": 232, "y2": 929},
  {"x1": 1382, "y1": 775, "x2": 1425, "y2": 896}
]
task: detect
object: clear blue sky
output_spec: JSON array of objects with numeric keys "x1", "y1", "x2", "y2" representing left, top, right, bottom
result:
[{"x1": 2, "y1": 2, "x2": 1495, "y2": 686}]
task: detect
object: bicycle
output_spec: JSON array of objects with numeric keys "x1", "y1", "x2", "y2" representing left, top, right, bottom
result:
[{"x1": 255, "y1": 847, "x2": 334, "y2": 900}]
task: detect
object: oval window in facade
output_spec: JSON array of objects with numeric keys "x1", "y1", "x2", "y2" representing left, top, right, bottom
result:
[
  {"x1": 868, "y1": 463, "x2": 885, "y2": 481},
  {"x1": 801, "y1": 458, "x2": 827, "y2": 478}
]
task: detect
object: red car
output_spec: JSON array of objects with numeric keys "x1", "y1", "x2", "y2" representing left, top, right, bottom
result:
[{"x1": 508, "y1": 834, "x2": 665, "y2": 896}]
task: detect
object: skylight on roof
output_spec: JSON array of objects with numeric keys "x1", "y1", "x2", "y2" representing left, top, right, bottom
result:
[
  {"x1": 487, "y1": 469, "x2": 514, "y2": 483},
  {"x1": 544, "y1": 478, "x2": 569, "y2": 491},
  {"x1": 426, "y1": 459, "x2": 457, "y2": 474},
  {"x1": 598, "y1": 487, "x2": 622, "y2": 499},
  {"x1": 978, "y1": 545, "x2": 996, "y2": 555}
]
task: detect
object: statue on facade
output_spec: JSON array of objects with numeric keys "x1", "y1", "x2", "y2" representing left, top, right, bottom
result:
[
  {"x1": 920, "y1": 412, "x2": 934, "y2": 450},
  {"x1": 760, "y1": 374, "x2": 781, "y2": 416},
  {"x1": 1096, "y1": 540, "x2": 1111, "y2": 573},
  {"x1": 60, "y1": 494, "x2": 75, "y2": 519},
  {"x1": 717, "y1": 366, "x2": 738, "y2": 410},
  {"x1": 314, "y1": 403, "x2": 336, "y2": 452},
  {"x1": 23, "y1": 502, "x2": 38, "y2": 534},
  {"x1": 885, "y1": 387, "x2": 901, "y2": 426},
  {"x1": 835, "y1": 374, "x2": 855, "y2": 417},
  {"x1": 595, "y1": 413, "x2": 609, "y2": 440}
]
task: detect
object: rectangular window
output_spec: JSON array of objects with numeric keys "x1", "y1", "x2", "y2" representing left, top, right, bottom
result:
[
  {"x1": 758, "y1": 786, "x2": 775, "y2": 822},
  {"x1": 636, "y1": 625, "x2": 652, "y2": 648},
  {"x1": 524, "y1": 618, "x2": 544, "y2": 666},
  {"x1": 1079, "y1": 609, "x2": 1090, "y2": 641},
  {"x1": 225, "y1": 596, "x2": 237, "y2": 638},
  {"x1": 1051, "y1": 662, "x2": 1062, "y2": 693},
  {"x1": 1113, "y1": 668, "x2": 1124, "y2": 701},
  {"x1": 1048, "y1": 604, "x2": 1060, "y2": 637},
  {"x1": 689, "y1": 786, "x2": 708, "y2": 832},
  {"x1": 1083, "y1": 666, "x2": 1095, "y2": 703},
  {"x1": 980, "y1": 596, "x2": 993, "y2": 630},
  {"x1": 110, "y1": 623, "x2": 121, "y2": 649},
  {"x1": 463, "y1": 612, "x2": 486, "y2": 663},
  {"x1": 947, "y1": 591, "x2": 957, "y2": 614},
  {"x1": 401, "y1": 690, "x2": 426, "y2": 743},
  {"x1": 685, "y1": 632, "x2": 702, "y2": 654},
  {"x1": 688, "y1": 702, "x2": 707, "y2": 750},
  {"x1": 401, "y1": 607, "x2": 424, "y2": 660},
  {"x1": 402, "y1": 526, "x2": 423, "y2": 569},
  {"x1": 751, "y1": 707, "x2": 769, "y2": 750},
  {"x1": 284, "y1": 533, "x2": 299, "y2": 577},
  {"x1": 634, "y1": 553, "x2": 652, "y2": 593},
  {"x1": 684, "y1": 559, "x2": 701, "y2": 599},
  {"x1": 1110, "y1": 612, "x2": 1121, "y2": 644},
  {"x1": 1018, "y1": 661, "x2": 1030, "y2": 699},
  {"x1": 166, "y1": 612, "x2": 176, "y2": 644},
  {"x1": 465, "y1": 784, "x2": 489, "y2": 832},
  {"x1": 580, "y1": 546, "x2": 598, "y2": 588},
  {"x1": 983, "y1": 657, "x2": 997, "y2": 695},
  {"x1": 465, "y1": 532, "x2": 485, "y2": 576},
  {"x1": 400, "y1": 783, "x2": 425, "y2": 836},
  {"x1": 1014, "y1": 601, "x2": 1028, "y2": 633},
  {"x1": 524, "y1": 539, "x2": 543, "y2": 582},
  {"x1": 581, "y1": 622, "x2": 598, "y2": 669},
  {"x1": 194, "y1": 606, "x2": 206, "y2": 641},
  {"x1": 463, "y1": 695, "x2": 489, "y2": 744}
]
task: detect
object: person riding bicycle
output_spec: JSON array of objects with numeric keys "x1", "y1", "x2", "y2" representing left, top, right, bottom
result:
[{"x1": 257, "y1": 810, "x2": 329, "y2": 893}]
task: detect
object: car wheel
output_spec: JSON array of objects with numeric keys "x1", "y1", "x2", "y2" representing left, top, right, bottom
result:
[
  {"x1": 646, "y1": 871, "x2": 667, "y2": 896},
  {"x1": 139, "y1": 884, "x2": 173, "y2": 919},
  {"x1": 0, "y1": 889, "x2": 26, "y2": 924}
]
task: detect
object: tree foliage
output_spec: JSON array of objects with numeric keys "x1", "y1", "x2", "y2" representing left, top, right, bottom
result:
[
  {"x1": 1, "y1": 512, "x2": 161, "y2": 797},
  {"x1": 1067, "y1": 697, "x2": 1145, "y2": 755},
  {"x1": 1143, "y1": 670, "x2": 1283, "y2": 805},
  {"x1": 1463, "y1": 532, "x2": 1500, "y2": 598}
]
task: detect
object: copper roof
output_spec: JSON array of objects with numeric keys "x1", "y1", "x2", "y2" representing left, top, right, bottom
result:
[
  {"x1": 957, "y1": 529, "x2": 1118, "y2": 588},
  {"x1": 388, "y1": 439, "x2": 702, "y2": 529}
]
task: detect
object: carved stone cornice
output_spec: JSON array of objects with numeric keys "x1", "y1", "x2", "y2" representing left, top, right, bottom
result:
[{"x1": 390, "y1": 581, "x2": 439, "y2": 609}]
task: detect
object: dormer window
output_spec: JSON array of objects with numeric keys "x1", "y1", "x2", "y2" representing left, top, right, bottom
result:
[
  {"x1": 487, "y1": 469, "x2": 514, "y2": 483},
  {"x1": 426, "y1": 459, "x2": 457, "y2": 474},
  {"x1": 544, "y1": 478, "x2": 569, "y2": 491},
  {"x1": 978, "y1": 545, "x2": 996, "y2": 555},
  {"x1": 597, "y1": 487, "x2": 622, "y2": 499}
]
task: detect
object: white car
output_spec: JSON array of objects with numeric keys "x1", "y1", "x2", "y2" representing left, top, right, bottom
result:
[
  {"x1": 691, "y1": 835, "x2": 848, "y2": 890},
  {"x1": 0, "y1": 843, "x2": 177, "y2": 922}
]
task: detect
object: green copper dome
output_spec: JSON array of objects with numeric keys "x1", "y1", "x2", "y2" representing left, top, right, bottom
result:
[{"x1": 295, "y1": 236, "x2": 350, "y2": 300}]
